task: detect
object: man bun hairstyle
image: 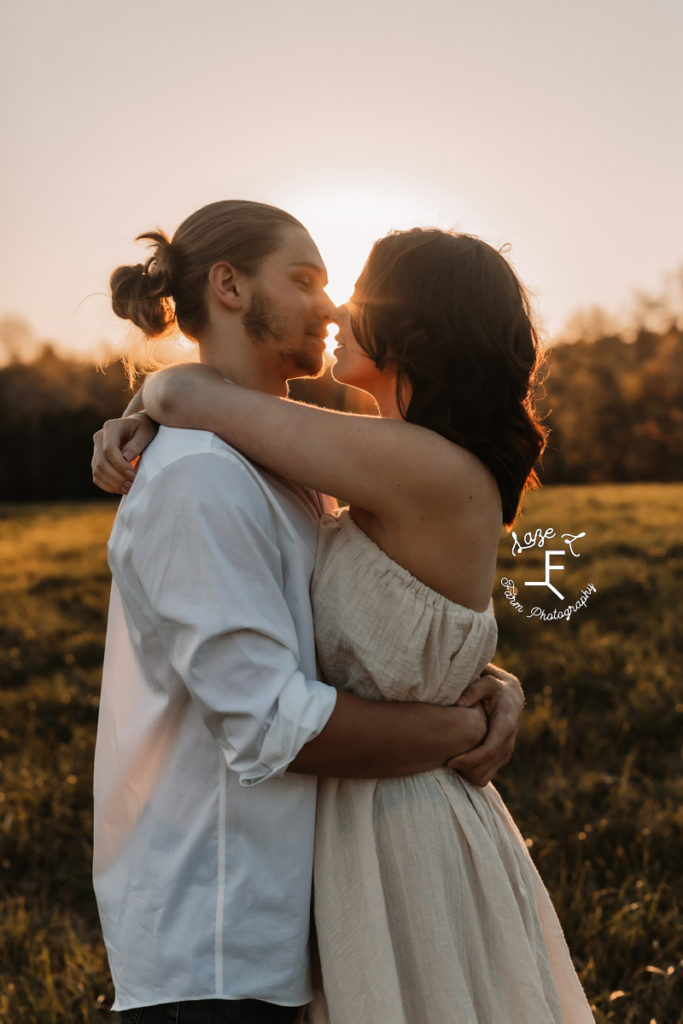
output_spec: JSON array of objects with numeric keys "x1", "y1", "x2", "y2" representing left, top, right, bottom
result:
[
  {"x1": 110, "y1": 200, "x2": 305, "y2": 341},
  {"x1": 110, "y1": 231, "x2": 176, "y2": 338}
]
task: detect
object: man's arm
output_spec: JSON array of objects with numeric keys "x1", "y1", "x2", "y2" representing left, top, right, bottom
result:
[
  {"x1": 447, "y1": 664, "x2": 524, "y2": 786},
  {"x1": 290, "y1": 664, "x2": 523, "y2": 784},
  {"x1": 290, "y1": 690, "x2": 486, "y2": 778}
]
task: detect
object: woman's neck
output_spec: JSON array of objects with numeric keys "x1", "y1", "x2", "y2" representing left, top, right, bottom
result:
[{"x1": 370, "y1": 373, "x2": 408, "y2": 421}]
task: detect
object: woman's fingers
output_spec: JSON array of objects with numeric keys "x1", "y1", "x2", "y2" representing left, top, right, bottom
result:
[
  {"x1": 92, "y1": 429, "x2": 127, "y2": 493},
  {"x1": 92, "y1": 421, "x2": 137, "y2": 493},
  {"x1": 118, "y1": 413, "x2": 159, "y2": 464},
  {"x1": 91, "y1": 413, "x2": 159, "y2": 494}
]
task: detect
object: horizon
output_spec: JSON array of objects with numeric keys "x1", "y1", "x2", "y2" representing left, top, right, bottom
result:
[{"x1": 2, "y1": 0, "x2": 681, "y2": 362}]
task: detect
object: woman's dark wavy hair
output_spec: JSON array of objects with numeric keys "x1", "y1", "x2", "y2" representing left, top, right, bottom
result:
[{"x1": 350, "y1": 229, "x2": 548, "y2": 527}]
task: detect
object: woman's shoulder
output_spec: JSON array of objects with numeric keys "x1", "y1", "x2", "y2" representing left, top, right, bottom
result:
[{"x1": 400, "y1": 428, "x2": 502, "y2": 519}]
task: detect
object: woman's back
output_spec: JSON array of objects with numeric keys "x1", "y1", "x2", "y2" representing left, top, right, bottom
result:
[{"x1": 350, "y1": 443, "x2": 503, "y2": 612}]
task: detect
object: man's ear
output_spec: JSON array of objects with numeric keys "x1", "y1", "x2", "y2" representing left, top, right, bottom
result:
[{"x1": 208, "y1": 262, "x2": 245, "y2": 311}]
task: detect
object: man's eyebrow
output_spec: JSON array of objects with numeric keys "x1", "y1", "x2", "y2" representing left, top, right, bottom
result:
[{"x1": 289, "y1": 262, "x2": 329, "y2": 287}]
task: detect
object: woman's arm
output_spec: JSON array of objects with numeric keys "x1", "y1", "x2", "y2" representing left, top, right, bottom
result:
[{"x1": 142, "y1": 364, "x2": 470, "y2": 516}]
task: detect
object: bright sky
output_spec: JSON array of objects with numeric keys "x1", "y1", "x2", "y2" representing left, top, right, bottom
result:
[{"x1": 1, "y1": 0, "x2": 681, "y2": 359}]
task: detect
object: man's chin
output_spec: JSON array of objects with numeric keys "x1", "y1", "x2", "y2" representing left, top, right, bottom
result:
[
  {"x1": 286, "y1": 367, "x2": 326, "y2": 382},
  {"x1": 284, "y1": 355, "x2": 327, "y2": 381}
]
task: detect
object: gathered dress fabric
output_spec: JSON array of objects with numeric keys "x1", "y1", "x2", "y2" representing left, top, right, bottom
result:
[{"x1": 308, "y1": 509, "x2": 594, "y2": 1024}]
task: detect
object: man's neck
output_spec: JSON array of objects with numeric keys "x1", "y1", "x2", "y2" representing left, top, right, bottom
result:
[{"x1": 198, "y1": 342, "x2": 289, "y2": 398}]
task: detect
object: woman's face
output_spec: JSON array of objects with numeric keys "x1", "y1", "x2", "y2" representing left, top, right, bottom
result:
[{"x1": 331, "y1": 300, "x2": 384, "y2": 393}]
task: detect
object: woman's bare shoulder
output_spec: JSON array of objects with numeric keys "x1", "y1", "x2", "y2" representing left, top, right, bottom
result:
[{"x1": 400, "y1": 429, "x2": 502, "y2": 518}]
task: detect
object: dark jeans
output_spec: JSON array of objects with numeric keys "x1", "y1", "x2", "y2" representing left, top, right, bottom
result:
[{"x1": 118, "y1": 999, "x2": 302, "y2": 1024}]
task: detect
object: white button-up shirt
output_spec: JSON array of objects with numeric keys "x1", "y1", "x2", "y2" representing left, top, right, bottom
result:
[{"x1": 93, "y1": 427, "x2": 338, "y2": 1011}]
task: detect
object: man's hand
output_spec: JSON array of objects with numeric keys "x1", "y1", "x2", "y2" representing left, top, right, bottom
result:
[
  {"x1": 447, "y1": 663, "x2": 524, "y2": 787},
  {"x1": 91, "y1": 412, "x2": 158, "y2": 494}
]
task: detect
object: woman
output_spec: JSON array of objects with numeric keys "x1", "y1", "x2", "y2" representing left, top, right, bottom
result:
[{"x1": 98, "y1": 224, "x2": 594, "y2": 1023}]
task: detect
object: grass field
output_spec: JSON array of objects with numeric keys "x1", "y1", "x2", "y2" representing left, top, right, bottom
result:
[{"x1": 1, "y1": 485, "x2": 681, "y2": 1023}]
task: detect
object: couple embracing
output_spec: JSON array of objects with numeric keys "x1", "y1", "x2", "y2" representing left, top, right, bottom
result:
[{"x1": 91, "y1": 200, "x2": 595, "y2": 1023}]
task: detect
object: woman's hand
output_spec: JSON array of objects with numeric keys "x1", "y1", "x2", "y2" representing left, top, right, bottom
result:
[
  {"x1": 142, "y1": 363, "x2": 223, "y2": 428},
  {"x1": 92, "y1": 411, "x2": 159, "y2": 494},
  {"x1": 447, "y1": 664, "x2": 525, "y2": 787}
]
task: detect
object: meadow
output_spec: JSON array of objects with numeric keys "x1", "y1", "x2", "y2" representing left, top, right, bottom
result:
[{"x1": 0, "y1": 484, "x2": 681, "y2": 1023}]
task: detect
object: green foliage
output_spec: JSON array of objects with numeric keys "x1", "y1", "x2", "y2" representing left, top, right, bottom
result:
[
  {"x1": 2, "y1": 326, "x2": 683, "y2": 502},
  {"x1": 0, "y1": 348, "x2": 370, "y2": 502},
  {"x1": 1, "y1": 487, "x2": 681, "y2": 1021},
  {"x1": 537, "y1": 329, "x2": 683, "y2": 484},
  {"x1": 0, "y1": 349, "x2": 132, "y2": 502}
]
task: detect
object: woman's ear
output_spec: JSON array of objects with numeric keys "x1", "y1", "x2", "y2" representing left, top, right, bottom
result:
[{"x1": 208, "y1": 262, "x2": 244, "y2": 311}]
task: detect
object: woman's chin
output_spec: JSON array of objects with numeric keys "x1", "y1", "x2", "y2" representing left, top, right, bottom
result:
[
  {"x1": 331, "y1": 365, "x2": 371, "y2": 396},
  {"x1": 331, "y1": 364, "x2": 358, "y2": 389}
]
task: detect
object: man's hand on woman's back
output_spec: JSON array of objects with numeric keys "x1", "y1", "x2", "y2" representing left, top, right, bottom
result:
[{"x1": 447, "y1": 664, "x2": 525, "y2": 787}]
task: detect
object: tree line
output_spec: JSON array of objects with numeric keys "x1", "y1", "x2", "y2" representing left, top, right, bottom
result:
[{"x1": 0, "y1": 326, "x2": 681, "y2": 502}]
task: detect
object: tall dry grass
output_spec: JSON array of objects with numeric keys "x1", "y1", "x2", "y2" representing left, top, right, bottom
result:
[{"x1": 1, "y1": 485, "x2": 681, "y2": 1022}]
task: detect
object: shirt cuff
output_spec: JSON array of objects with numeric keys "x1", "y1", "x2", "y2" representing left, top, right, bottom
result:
[{"x1": 238, "y1": 676, "x2": 338, "y2": 786}]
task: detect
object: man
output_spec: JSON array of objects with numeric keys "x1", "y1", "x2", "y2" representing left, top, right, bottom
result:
[{"x1": 92, "y1": 200, "x2": 523, "y2": 1024}]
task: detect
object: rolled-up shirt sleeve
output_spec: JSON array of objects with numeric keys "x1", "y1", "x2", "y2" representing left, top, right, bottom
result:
[{"x1": 129, "y1": 450, "x2": 337, "y2": 785}]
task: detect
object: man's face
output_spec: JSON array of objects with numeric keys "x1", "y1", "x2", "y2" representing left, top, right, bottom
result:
[{"x1": 242, "y1": 226, "x2": 335, "y2": 379}]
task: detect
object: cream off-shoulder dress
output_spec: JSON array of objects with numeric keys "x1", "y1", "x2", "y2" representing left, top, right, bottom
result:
[{"x1": 307, "y1": 509, "x2": 595, "y2": 1024}]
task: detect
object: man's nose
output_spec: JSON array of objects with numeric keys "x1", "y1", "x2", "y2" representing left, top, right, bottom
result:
[{"x1": 317, "y1": 293, "x2": 338, "y2": 322}]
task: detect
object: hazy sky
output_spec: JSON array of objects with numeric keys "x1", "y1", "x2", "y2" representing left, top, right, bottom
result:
[{"x1": 2, "y1": 0, "x2": 681, "y2": 358}]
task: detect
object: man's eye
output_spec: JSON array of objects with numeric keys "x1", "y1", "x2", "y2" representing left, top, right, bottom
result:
[{"x1": 296, "y1": 277, "x2": 311, "y2": 288}]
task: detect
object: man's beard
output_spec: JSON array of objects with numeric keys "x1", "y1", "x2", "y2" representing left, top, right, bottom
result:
[
  {"x1": 242, "y1": 291, "x2": 287, "y2": 344},
  {"x1": 242, "y1": 290, "x2": 323, "y2": 377}
]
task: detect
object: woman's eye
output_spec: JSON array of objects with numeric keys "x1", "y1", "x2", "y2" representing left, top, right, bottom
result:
[{"x1": 296, "y1": 277, "x2": 311, "y2": 288}]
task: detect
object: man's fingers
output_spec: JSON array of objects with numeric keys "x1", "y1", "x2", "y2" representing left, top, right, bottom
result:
[
  {"x1": 479, "y1": 662, "x2": 508, "y2": 681},
  {"x1": 447, "y1": 712, "x2": 516, "y2": 785},
  {"x1": 449, "y1": 735, "x2": 513, "y2": 773},
  {"x1": 455, "y1": 675, "x2": 499, "y2": 707},
  {"x1": 447, "y1": 747, "x2": 512, "y2": 787},
  {"x1": 450, "y1": 664, "x2": 522, "y2": 786},
  {"x1": 446, "y1": 754, "x2": 497, "y2": 787}
]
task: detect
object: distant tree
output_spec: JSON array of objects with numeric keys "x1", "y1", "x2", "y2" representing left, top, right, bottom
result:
[
  {"x1": 558, "y1": 305, "x2": 620, "y2": 346},
  {"x1": 0, "y1": 348, "x2": 131, "y2": 501},
  {"x1": 1, "y1": 311, "x2": 682, "y2": 500},
  {"x1": 0, "y1": 315, "x2": 39, "y2": 365},
  {"x1": 0, "y1": 347, "x2": 374, "y2": 501},
  {"x1": 536, "y1": 328, "x2": 683, "y2": 484}
]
